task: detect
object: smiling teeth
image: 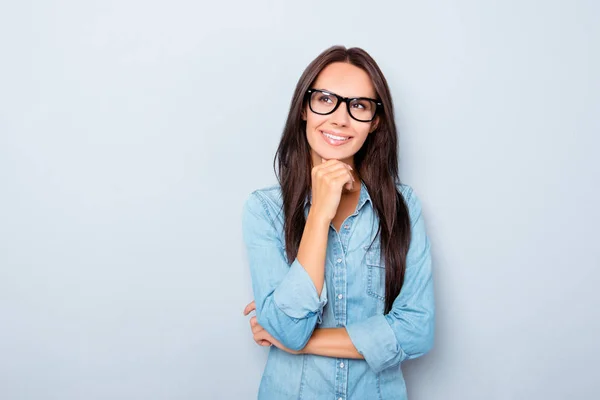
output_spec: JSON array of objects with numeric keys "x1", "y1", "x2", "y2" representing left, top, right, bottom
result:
[{"x1": 323, "y1": 132, "x2": 349, "y2": 141}]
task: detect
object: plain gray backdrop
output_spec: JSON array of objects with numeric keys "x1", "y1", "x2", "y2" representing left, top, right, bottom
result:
[{"x1": 1, "y1": 1, "x2": 598, "y2": 399}]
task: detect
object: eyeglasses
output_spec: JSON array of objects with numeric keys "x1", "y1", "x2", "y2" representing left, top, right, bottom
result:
[{"x1": 305, "y1": 88, "x2": 382, "y2": 122}]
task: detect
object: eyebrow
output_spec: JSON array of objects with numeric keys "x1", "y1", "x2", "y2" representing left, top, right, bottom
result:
[{"x1": 317, "y1": 87, "x2": 376, "y2": 100}]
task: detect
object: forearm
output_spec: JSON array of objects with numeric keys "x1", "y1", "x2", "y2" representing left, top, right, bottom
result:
[
  {"x1": 301, "y1": 328, "x2": 365, "y2": 360},
  {"x1": 296, "y1": 209, "x2": 330, "y2": 296}
]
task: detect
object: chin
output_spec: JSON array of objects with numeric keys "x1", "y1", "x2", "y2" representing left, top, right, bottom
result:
[
  {"x1": 314, "y1": 146, "x2": 353, "y2": 161},
  {"x1": 308, "y1": 133, "x2": 357, "y2": 162}
]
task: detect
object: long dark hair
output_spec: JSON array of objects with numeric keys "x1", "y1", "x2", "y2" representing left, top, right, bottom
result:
[{"x1": 273, "y1": 45, "x2": 411, "y2": 314}]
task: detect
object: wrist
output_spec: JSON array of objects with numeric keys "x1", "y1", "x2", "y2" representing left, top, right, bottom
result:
[
  {"x1": 307, "y1": 209, "x2": 331, "y2": 228},
  {"x1": 301, "y1": 329, "x2": 320, "y2": 355},
  {"x1": 299, "y1": 339, "x2": 311, "y2": 355}
]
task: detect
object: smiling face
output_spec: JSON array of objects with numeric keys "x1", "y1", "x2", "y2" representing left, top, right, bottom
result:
[{"x1": 302, "y1": 62, "x2": 379, "y2": 169}]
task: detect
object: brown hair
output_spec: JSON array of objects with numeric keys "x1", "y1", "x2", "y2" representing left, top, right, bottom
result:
[{"x1": 273, "y1": 45, "x2": 411, "y2": 314}]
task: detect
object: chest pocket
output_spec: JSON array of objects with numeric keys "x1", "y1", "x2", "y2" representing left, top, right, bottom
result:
[{"x1": 365, "y1": 245, "x2": 385, "y2": 301}]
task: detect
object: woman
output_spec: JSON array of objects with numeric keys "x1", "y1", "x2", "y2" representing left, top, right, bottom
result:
[{"x1": 241, "y1": 45, "x2": 434, "y2": 400}]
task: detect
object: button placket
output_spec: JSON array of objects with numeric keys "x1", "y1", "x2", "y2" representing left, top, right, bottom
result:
[{"x1": 332, "y1": 232, "x2": 348, "y2": 400}]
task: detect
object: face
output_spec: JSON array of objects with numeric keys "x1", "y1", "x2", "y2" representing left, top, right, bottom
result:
[{"x1": 302, "y1": 62, "x2": 379, "y2": 169}]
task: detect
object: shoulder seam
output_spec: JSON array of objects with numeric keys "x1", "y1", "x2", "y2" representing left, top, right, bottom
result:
[
  {"x1": 396, "y1": 181, "x2": 415, "y2": 204},
  {"x1": 250, "y1": 190, "x2": 276, "y2": 228}
]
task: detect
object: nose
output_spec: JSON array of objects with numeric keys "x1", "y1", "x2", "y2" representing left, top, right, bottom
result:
[{"x1": 330, "y1": 101, "x2": 351, "y2": 126}]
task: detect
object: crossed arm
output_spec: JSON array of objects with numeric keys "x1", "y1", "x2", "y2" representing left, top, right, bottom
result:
[
  {"x1": 243, "y1": 300, "x2": 364, "y2": 359},
  {"x1": 241, "y1": 189, "x2": 434, "y2": 373}
]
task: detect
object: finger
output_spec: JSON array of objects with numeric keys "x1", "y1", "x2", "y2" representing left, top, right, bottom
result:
[
  {"x1": 328, "y1": 168, "x2": 356, "y2": 185},
  {"x1": 255, "y1": 338, "x2": 272, "y2": 347},
  {"x1": 254, "y1": 330, "x2": 268, "y2": 344},
  {"x1": 243, "y1": 300, "x2": 256, "y2": 316},
  {"x1": 315, "y1": 158, "x2": 342, "y2": 170},
  {"x1": 334, "y1": 171, "x2": 356, "y2": 192},
  {"x1": 318, "y1": 170, "x2": 354, "y2": 191},
  {"x1": 250, "y1": 317, "x2": 264, "y2": 334},
  {"x1": 325, "y1": 161, "x2": 352, "y2": 172},
  {"x1": 318, "y1": 158, "x2": 351, "y2": 168},
  {"x1": 327, "y1": 163, "x2": 354, "y2": 179},
  {"x1": 321, "y1": 159, "x2": 353, "y2": 173},
  {"x1": 318, "y1": 158, "x2": 344, "y2": 166},
  {"x1": 314, "y1": 161, "x2": 352, "y2": 178},
  {"x1": 252, "y1": 324, "x2": 263, "y2": 334}
]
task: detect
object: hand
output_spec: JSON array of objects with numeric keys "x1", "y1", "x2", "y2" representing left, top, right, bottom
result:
[
  {"x1": 243, "y1": 301, "x2": 270, "y2": 346},
  {"x1": 310, "y1": 158, "x2": 355, "y2": 222},
  {"x1": 243, "y1": 300, "x2": 303, "y2": 355}
]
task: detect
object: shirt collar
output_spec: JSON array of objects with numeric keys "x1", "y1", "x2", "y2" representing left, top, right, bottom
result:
[{"x1": 303, "y1": 179, "x2": 372, "y2": 212}]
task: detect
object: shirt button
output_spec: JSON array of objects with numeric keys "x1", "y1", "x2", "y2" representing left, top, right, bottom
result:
[
  {"x1": 340, "y1": 362, "x2": 345, "y2": 368},
  {"x1": 344, "y1": 224, "x2": 350, "y2": 229},
  {"x1": 336, "y1": 258, "x2": 342, "y2": 263},
  {"x1": 338, "y1": 294, "x2": 343, "y2": 299}
]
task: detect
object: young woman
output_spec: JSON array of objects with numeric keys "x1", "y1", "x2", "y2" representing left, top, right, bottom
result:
[{"x1": 241, "y1": 45, "x2": 434, "y2": 400}]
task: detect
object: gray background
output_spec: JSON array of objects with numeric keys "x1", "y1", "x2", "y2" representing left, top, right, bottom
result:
[{"x1": 1, "y1": 1, "x2": 598, "y2": 399}]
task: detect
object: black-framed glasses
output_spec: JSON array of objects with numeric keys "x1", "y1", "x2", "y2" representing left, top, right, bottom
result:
[{"x1": 305, "y1": 88, "x2": 382, "y2": 122}]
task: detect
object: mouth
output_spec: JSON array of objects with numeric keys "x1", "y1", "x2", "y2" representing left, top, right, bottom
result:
[{"x1": 320, "y1": 130, "x2": 353, "y2": 146}]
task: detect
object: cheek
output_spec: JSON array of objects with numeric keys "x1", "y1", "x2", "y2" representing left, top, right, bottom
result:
[
  {"x1": 305, "y1": 115, "x2": 328, "y2": 134},
  {"x1": 350, "y1": 123, "x2": 371, "y2": 141}
]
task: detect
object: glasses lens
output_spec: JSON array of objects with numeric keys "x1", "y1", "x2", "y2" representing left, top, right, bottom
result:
[
  {"x1": 349, "y1": 98, "x2": 377, "y2": 121},
  {"x1": 310, "y1": 91, "x2": 338, "y2": 114}
]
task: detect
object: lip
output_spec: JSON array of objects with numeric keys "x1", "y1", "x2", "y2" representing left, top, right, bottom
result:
[
  {"x1": 320, "y1": 130, "x2": 353, "y2": 139},
  {"x1": 320, "y1": 130, "x2": 353, "y2": 146}
]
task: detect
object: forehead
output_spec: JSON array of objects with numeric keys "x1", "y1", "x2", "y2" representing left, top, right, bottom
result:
[{"x1": 312, "y1": 62, "x2": 376, "y2": 98}]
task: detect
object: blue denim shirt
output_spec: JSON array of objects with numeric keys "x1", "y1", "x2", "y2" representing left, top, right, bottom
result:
[{"x1": 242, "y1": 180, "x2": 434, "y2": 400}]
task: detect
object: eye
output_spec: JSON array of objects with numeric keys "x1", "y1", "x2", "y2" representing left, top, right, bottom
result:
[
  {"x1": 318, "y1": 94, "x2": 334, "y2": 104},
  {"x1": 352, "y1": 100, "x2": 370, "y2": 110}
]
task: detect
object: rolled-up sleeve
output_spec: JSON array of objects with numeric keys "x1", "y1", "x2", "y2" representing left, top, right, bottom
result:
[
  {"x1": 346, "y1": 188, "x2": 435, "y2": 373},
  {"x1": 242, "y1": 191, "x2": 328, "y2": 351}
]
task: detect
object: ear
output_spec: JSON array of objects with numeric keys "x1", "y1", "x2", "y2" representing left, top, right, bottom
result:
[
  {"x1": 369, "y1": 116, "x2": 380, "y2": 133},
  {"x1": 301, "y1": 108, "x2": 307, "y2": 121}
]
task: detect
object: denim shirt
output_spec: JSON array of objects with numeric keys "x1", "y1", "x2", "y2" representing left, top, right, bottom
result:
[{"x1": 241, "y1": 180, "x2": 435, "y2": 400}]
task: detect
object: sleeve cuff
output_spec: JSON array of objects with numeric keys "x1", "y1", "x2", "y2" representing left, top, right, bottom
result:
[
  {"x1": 346, "y1": 314, "x2": 405, "y2": 373},
  {"x1": 273, "y1": 258, "x2": 328, "y2": 322}
]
